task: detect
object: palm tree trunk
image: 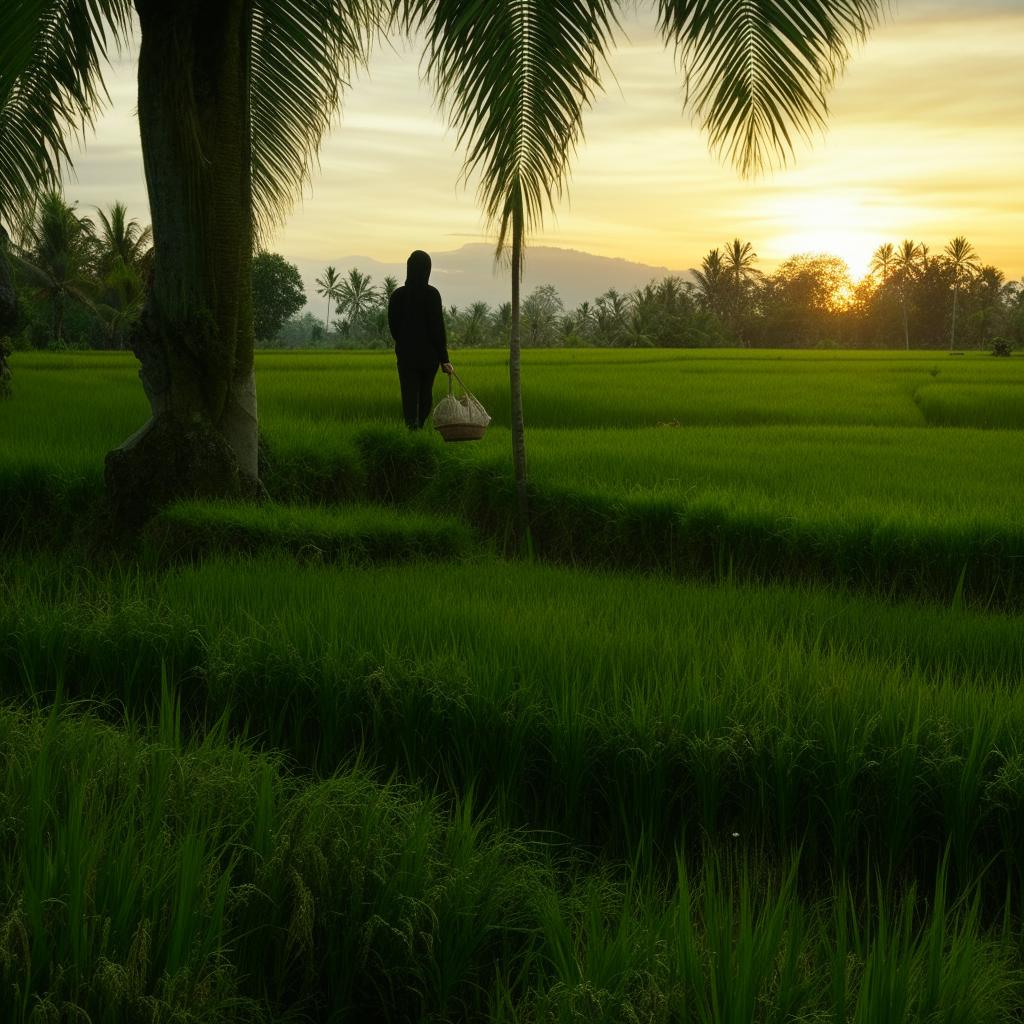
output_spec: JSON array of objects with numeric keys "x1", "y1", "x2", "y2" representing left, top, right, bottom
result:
[
  {"x1": 105, "y1": 0, "x2": 259, "y2": 524},
  {"x1": 509, "y1": 202, "x2": 530, "y2": 550},
  {"x1": 325, "y1": 296, "x2": 332, "y2": 335},
  {"x1": 950, "y1": 281, "x2": 959, "y2": 351},
  {"x1": 53, "y1": 291, "x2": 64, "y2": 349},
  {"x1": 901, "y1": 292, "x2": 910, "y2": 351}
]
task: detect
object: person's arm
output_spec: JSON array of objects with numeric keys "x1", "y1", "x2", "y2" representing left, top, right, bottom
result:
[
  {"x1": 431, "y1": 289, "x2": 451, "y2": 368},
  {"x1": 387, "y1": 289, "x2": 401, "y2": 345}
]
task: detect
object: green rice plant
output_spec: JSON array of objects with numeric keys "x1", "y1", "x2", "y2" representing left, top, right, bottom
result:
[
  {"x1": 149, "y1": 498, "x2": 476, "y2": 565},
  {"x1": 915, "y1": 383, "x2": 1024, "y2": 429},
  {"x1": 0, "y1": 699, "x2": 551, "y2": 1022},
  {"x1": 4, "y1": 554, "x2": 1024, "y2": 897}
]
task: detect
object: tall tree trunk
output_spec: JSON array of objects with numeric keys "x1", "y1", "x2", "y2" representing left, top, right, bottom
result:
[
  {"x1": 105, "y1": 0, "x2": 259, "y2": 525},
  {"x1": 509, "y1": 202, "x2": 530, "y2": 550},
  {"x1": 53, "y1": 290, "x2": 64, "y2": 349},
  {"x1": 950, "y1": 280, "x2": 959, "y2": 351},
  {"x1": 901, "y1": 291, "x2": 910, "y2": 351}
]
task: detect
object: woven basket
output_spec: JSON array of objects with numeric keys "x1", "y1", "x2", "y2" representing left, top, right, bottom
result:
[
  {"x1": 436, "y1": 422, "x2": 488, "y2": 442},
  {"x1": 432, "y1": 368, "x2": 490, "y2": 442}
]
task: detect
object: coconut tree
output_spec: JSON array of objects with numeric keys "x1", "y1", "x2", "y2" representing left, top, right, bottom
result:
[
  {"x1": 403, "y1": 0, "x2": 618, "y2": 542},
  {"x1": 315, "y1": 265, "x2": 343, "y2": 338},
  {"x1": 870, "y1": 242, "x2": 895, "y2": 285},
  {"x1": 693, "y1": 248, "x2": 729, "y2": 319},
  {"x1": 92, "y1": 202, "x2": 152, "y2": 347},
  {"x1": 95, "y1": 201, "x2": 152, "y2": 273},
  {"x1": 893, "y1": 239, "x2": 922, "y2": 350},
  {"x1": 1, "y1": 0, "x2": 377, "y2": 519},
  {"x1": 13, "y1": 191, "x2": 98, "y2": 348},
  {"x1": 408, "y1": 0, "x2": 887, "y2": 540},
  {"x1": 943, "y1": 235, "x2": 979, "y2": 351},
  {"x1": 721, "y1": 238, "x2": 761, "y2": 344},
  {"x1": 335, "y1": 267, "x2": 378, "y2": 337}
]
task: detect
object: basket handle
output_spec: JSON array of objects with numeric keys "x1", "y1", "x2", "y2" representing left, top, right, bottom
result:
[{"x1": 448, "y1": 366, "x2": 475, "y2": 398}]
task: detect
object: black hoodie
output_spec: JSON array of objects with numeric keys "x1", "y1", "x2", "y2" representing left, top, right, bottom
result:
[{"x1": 387, "y1": 250, "x2": 450, "y2": 370}]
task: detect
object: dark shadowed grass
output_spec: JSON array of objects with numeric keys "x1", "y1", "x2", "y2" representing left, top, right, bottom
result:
[
  {"x1": 1, "y1": 699, "x2": 1020, "y2": 1023},
  {"x1": 148, "y1": 498, "x2": 477, "y2": 564}
]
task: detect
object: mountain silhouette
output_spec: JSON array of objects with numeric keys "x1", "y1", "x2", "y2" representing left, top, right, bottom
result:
[{"x1": 295, "y1": 243, "x2": 693, "y2": 311}]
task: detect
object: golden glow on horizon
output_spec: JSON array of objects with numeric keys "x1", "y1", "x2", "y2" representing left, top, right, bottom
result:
[{"x1": 765, "y1": 195, "x2": 878, "y2": 281}]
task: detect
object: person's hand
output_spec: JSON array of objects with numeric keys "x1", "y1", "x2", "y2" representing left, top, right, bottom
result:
[{"x1": 442, "y1": 362, "x2": 454, "y2": 375}]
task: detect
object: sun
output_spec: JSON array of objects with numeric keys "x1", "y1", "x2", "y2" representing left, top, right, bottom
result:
[{"x1": 765, "y1": 194, "x2": 879, "y2": 281}]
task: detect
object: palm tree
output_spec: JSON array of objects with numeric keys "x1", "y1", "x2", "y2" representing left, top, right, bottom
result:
[
  {"x1": 693, "y1": 248, "x2": 729, "y2": 319},
  {"x1": 1, "y1": 1, "x2": 376, "y2": 513},
  {"x1": 335, "y1": 268, "x2": 378, "y2": 337},
  {"x1": 870, "y1": 243, "x2": 895, "y2": 285},
  {"x1": 92, "y1": 202, "x2": 152, "y2": 347},
  {"x1": 0, "y1": 225, "x2": 17, "y2": 385},
  {"x1": 412, "y1": 0, "x2": 887, "y2": 540},
  {"x1": 721, "y1": 238, "x2": 761, "y2": 344},
  {"x1": 944, "y1": 235, "x2": 979, "y2": 351},
  {"x1": 463, "y1": 301, "x2": 491, "y2": 347},
  {"x1": 13, "y1": 191, "x2": 97, "y2": 348},
  {"x1": 893, "y1": 239, "x2": 922, "y2": 350},
  {"x1": 95, "y1": 201, "x2": 152, "y2": 273},
  {"x1": 407, "y1": 0, "x2": 618, "y2": 543},
  {"x1": 315, "y1": 266, "x2": 342, "y2": 336}
]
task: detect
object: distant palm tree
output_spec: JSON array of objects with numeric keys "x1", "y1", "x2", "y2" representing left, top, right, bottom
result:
[
  {"x1": 893, "y1": 239, "x2": 922, "y2": 350},
  {"x1": 92, "y1": 202, "x2": 152, "y2": 347},
  {"x1": 870, "y1": 243, "x2": 895, "y2": 285},
  {"x1": 13, "y1": 191, "x2": 97, "y2": 347},
  {"x1": 944, "y1": 235, "x2": 979, "y2": 351},
  {"x1": 381, "y1": 274, "x2": 399, "y2": 303},
  {"x1": 574, "y1": 300, "x2": 594, "y2": 340},
  {"x1": 722, "y1": 238, "x2": 761, "y2": 344},
  {"x1": 463, "y1": 301, "x2": 491, "y2": 346},
  {"x1": 335, "y1": 268, "x2": 378, "y2": 336},
  {"x1": 693, "y1": 248, "x2": 729, "y2": 319},
  {"x1": 95, "y1": 201, "x2": 152, "y2": 273},
  {"x1": 315, "y1": 266, "x2": 341, "y2": 336}
]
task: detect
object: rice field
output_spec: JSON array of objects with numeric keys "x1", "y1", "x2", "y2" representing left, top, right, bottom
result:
[{"x1": 2, "y1": 348, "x2": 1023, "y2": 1021}]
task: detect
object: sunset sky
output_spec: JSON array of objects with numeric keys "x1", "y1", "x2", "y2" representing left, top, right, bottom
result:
[{"x1": 62, "y1": 0, "x2": 1023, "y2": 282}]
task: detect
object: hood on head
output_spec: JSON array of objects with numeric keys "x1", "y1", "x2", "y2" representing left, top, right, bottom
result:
[{"x1": 406, "y1": 250, "x2": 431, "y2": 287}]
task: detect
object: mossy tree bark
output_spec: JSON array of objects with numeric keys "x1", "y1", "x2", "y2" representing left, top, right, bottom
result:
[{"x1": 105, "y1": 0, "x2": 259, "y2": 525}]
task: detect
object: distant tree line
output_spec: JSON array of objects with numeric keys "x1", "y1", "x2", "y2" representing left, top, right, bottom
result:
[
  {"x1": 282, "y1": 239, "x2": 1022, "y2": 353},
  {"x1": 6, "y1": 195, "x2": 1021, "y2": 354}
]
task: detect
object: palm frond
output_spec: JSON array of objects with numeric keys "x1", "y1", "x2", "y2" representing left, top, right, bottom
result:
[
  {"x1": 657, "y1": 0, "x2": 890, "y2": 175},
  {"x1": 405, "y1": 0, "x2": 619, "y2": 252},
  {"x1": 0, "y1": 0, "x2": 133, "y2": 220},
  {"x1": 250, "y1": 0, "x2": 380, "y2": 237}
]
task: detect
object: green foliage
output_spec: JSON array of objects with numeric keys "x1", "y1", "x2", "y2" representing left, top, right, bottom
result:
[
  {"x1": 657, "y1": 0, "x2": 889, "y2": 175},
  {"x1": 251, "y1": 250, "x2": 306, "y2": 341}
]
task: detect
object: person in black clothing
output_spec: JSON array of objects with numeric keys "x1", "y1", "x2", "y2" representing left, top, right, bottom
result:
[{"x1": 387, "y1": 250, "x2": 453, "y2": 429}]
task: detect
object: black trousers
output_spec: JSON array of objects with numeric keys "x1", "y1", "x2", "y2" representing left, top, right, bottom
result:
[{"x1": 398, "y1": 365, "x2": 438, "y2": 429}]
